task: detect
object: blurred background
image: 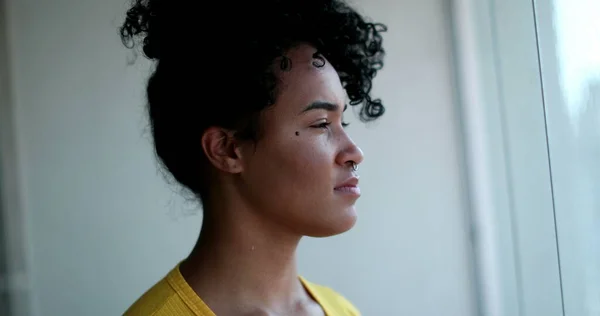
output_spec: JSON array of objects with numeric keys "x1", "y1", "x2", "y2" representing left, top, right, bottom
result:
[{"x1": 0, "y1": 0, "x2": 598, "y2": 315}]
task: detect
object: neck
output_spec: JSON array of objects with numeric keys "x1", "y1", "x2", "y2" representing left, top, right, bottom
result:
[{"x1": 180, "y1": 197, "x2": 308, "y2": 313}]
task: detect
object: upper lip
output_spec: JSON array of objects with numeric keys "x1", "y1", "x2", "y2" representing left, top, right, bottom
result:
[{"x1": 335, "y1": 176, "x2": 359, "y2": 189}]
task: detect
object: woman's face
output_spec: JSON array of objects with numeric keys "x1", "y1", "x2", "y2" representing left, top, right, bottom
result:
[{"x1": 237, "y1": 44, "x2": 364, "y2": 237}]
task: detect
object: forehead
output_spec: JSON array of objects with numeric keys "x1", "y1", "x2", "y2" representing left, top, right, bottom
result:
[{"x1": 274, "y1": 44, "x2": 346, "y2": 111}]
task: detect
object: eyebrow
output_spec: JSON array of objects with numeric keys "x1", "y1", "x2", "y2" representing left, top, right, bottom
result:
[{"x1": 300, "y1": 101, "x2": 341, "y2": 114}]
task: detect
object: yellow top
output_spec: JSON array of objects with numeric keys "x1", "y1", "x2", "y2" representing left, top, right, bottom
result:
[{"x1": 124, "y1": 264, "x2": 361, "y2": 316}]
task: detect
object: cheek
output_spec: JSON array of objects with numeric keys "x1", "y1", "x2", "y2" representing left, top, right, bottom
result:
[
  {"x1": 243, "y1": 135, "x2": 357, "y2": 236},
  {"x1": 280, "y1": 139, "x2": 330, "y2": 179},
  {"x1": 252, "y1": 136, "x2": 334, "y2": 191}
]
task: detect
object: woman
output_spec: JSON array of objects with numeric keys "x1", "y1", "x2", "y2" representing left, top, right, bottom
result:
[{"x1": 119, "y1": 0, "x2": 387, "y2": 315}]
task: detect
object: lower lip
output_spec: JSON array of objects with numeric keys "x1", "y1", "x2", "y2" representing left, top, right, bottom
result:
[{"x1": 334, "y1": 186, "x2": 361, "y2": 196}]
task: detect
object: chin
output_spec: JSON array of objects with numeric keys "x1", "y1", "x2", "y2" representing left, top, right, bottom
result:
[{"x1": 304, "y1": 206, "x2": 358, "y2": 238}]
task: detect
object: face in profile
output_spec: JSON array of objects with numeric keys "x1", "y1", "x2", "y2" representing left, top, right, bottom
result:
[{"x1": 236, "y1": 44, "x2": 365, "y2": 237}]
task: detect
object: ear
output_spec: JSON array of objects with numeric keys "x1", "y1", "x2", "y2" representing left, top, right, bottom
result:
[{"x1": 201, "y1": 127, "x2": 244, "y2": 174}]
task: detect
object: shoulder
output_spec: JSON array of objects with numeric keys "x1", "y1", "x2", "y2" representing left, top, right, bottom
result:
[
  {"x1": 123, "y1": 272, "x2": 195, "y2": 316},
  {"x1": 300, "y1": 277, "x2": 361, "y2": 316}
]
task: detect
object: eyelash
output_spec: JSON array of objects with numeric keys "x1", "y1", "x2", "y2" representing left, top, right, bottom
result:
[{"x1": 313, "y1": 121, "x2": 350, "y2": 129}]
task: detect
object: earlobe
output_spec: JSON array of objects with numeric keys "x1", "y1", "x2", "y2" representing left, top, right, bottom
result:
[{"x1": 201, "y1": 127, "x2": 243, "y2": 174}]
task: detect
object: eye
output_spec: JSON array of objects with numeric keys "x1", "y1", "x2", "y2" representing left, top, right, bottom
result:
[
  {"x1": 310, "y1": 120, "x2": 349, "y2": 129},
  {"x1": 312, "y1": 121, "x2": 331, "y2": 129}
]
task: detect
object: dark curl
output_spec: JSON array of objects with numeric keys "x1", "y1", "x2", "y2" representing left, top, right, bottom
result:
[{"x1": 119, "y1": 0, "x2": 387, "y2": 201}]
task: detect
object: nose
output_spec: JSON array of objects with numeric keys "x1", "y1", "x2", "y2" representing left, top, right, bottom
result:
[{"x1": 335, "y1": 134, "x2": 364, "y2": 169}]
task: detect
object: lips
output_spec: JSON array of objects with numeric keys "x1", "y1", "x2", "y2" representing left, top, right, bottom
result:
[{"x1": 334, "y1": 177, "x2": 361, "y2": 196}]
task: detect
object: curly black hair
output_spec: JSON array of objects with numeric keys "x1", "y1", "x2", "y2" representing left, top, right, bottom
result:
[{"x1": 119, "y1": 0, "x2": 387, "y2": 201}]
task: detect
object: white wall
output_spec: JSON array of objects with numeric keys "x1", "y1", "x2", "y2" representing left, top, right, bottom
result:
[{"x1": 6, "y1": 0, "x2": 476, "y2": 315}]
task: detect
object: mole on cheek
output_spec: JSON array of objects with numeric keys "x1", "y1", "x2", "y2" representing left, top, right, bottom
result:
[{"x1": 295, "y1": 131, "x2": 300, "y2": 136}]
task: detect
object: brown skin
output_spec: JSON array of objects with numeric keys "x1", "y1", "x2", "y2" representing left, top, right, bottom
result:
[{"x1": 179, "y1": 44, "x2": 364, "y2": 316}]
